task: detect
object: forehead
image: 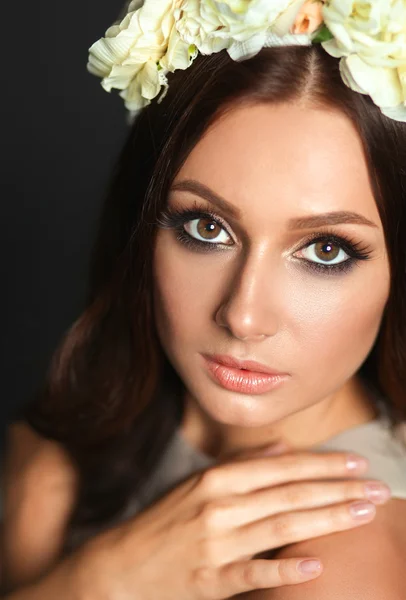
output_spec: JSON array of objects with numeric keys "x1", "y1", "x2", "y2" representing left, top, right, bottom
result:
[{"x1": 174, "y1": 103, "x2": 381, "y2": 227}]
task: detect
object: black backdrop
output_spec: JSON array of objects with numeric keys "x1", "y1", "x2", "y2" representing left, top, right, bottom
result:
[{"x1": 1, "y1": 1, "x2": 130, "y2": 450}]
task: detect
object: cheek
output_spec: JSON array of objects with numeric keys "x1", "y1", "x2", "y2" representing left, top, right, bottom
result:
[
  {"x1": 287, "y1": 266, "x2": 390, "y2": 378},
  {"x1": 152, "y1": 233, "x2": 221, "y2": 344}
]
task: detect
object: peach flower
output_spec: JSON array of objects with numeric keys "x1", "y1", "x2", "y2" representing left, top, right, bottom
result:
[{"x1": 291, "y1": 0, "x2": 324, "y2": 35}]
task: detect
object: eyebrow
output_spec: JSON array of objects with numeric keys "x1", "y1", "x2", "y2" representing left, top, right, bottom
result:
[{"x1": 169, "y1": 179, "x2": 379, "y2": 230}]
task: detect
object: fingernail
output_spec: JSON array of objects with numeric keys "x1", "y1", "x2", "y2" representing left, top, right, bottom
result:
[
  {"x1": 346, "y1": 454, "x2": 369, "y2": 471},
  {"x1": 297, "y1": 559, "x2": 322, "y2": 575},
  {"x1": 349, "y1": 501, "x2": 376, "y2": 520},
  {"x1": 364, "y1": 482, "x2": 392, "y2": 503}
]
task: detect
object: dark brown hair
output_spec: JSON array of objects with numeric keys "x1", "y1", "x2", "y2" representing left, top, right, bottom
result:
[{"x1": 16, "y1": 44, "x2": 406, "y2": 554}]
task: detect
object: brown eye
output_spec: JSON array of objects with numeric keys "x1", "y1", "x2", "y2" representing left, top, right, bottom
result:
[
  {"x1": 296, "y1": 239, "x2": 349, "y2": 266},
  {"x1": 184, "y1": 217, "x2": 233, "y2": 245},
  {"x1": 197, "y1": 218, "x2": 222, "y2": 240},
  {"x1": 314, "y1": 241, "x2": 340, "y2": 262}
]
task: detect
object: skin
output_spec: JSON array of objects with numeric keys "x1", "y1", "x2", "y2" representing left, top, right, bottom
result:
[{"x1": 152, "y1": 102, "x2": 391, "y2": 460}]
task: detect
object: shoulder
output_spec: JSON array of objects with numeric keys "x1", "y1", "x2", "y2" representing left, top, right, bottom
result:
[
  {"x1": 2, "y1": 421, "x2": 79, "y2": 591},
  {"x1": 3, "y1": 419, "x2": 79, "y2": 519},
  {"x1": 248, "y1": 501, "x2": 405, "y2": 600},
  {"x1": 4, "y1": 420, "x2": 77, "y2": 485}
]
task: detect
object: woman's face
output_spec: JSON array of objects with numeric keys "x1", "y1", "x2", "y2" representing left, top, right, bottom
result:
[{"x1": 152, "y1": 102, "x2": 390, "y2": 439}]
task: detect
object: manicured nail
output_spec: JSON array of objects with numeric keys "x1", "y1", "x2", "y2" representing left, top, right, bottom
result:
[
  {"x1": 349, "y1": 501, "x2": 376, "y2": 519},
  {"x1": 297, "y1": 559, "x2": 322, "y2": 575},
  {"x1": 346, "y1": 454, "x2": 369, "y2": 471},
  {"x1": 364, "y1": 482, "x2": 391, "y2": 503}
]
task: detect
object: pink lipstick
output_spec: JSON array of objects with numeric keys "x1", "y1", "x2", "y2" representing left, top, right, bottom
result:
[{"x1": 202, "y1": 354, "x2": 289, "y2": 394}]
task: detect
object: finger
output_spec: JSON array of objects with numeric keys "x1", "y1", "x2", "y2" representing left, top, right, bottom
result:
[
  {"x1": 229, "y1": 499, "x2": 376, "y2": 558},
  {"x1": 198, "y1": 479, "x2": 391, "y2": 531},
  {"x1": 197, "y1": 451, "x2": 369, "y2": 498},
  {"x1": 206, "y1": 557, "x2": 323, "y2": 597}
]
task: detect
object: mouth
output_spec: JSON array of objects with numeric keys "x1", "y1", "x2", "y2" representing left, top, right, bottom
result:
[
  {"x1": 201, "y1": 354, "x2": 289, "y2": 395},
  {"x1": 202, "y1": 353, "x2": 287, "y2": 376}
]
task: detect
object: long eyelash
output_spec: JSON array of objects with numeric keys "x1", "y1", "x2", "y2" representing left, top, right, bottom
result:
[
  {"x1": 156, "y1": 201, "x2": 232, "y2": 252},
  {"x1": 155, "y1": 202, "x2": 373, "y2": 274},
  {"x1": 156, "y1": 201, "x2": 229, "y2": 236},
  {"x1": 295, "y1": 231, "x2": 372, "y2": 275}
]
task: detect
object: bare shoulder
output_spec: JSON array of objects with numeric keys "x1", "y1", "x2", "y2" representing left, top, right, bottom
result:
[
  {"x1": 2, "y1": 421, "x2": 79, "y2": 591},
  {"x1": 4, "y1": 420, "x2": 78, "y2": 483},
  {"x1": 3, "y1": 419, "x2": 79, "y2": 530},
  {"x1": 245, "y1": 499, "x2": 406, "y2": 600}
]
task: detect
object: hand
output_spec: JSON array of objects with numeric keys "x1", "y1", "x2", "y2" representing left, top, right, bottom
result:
[{"x1": 73, "y1": 443, "x2": 390, "y2": 600}]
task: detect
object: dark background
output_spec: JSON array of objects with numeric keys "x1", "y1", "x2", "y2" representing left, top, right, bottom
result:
[{"x1": 1, "y1": 1, "x2": 130, "y2": 450}]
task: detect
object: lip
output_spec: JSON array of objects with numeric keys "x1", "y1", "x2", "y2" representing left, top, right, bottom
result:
[
  {"x1": 202, "y1": 354, "x2": 289, "y2": 395},
  {"x1": 202, "y1": 353, "x2": 287, "y2": 376}
]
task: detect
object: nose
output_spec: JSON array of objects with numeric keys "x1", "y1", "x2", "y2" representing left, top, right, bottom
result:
[{"x1": 215, "y1": 251, "x2": 280, "y2": 341}]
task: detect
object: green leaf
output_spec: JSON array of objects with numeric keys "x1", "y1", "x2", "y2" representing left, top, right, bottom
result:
[{"x1": 312, "y1": 24, "x2": 334, "y2": 44}]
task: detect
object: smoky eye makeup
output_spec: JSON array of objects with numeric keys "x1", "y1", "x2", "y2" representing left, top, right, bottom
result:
[{"x1": 155, "y1": 199, "x2": 374, "y2": 276}]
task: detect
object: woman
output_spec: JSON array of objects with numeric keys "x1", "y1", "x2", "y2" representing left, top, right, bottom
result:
[{"x1": 2, "y1": 1, "x2": 406, "y2": 598}]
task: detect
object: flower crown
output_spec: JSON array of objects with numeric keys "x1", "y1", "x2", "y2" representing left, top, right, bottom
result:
[{"x1": 87, "y1": 0, "x2": 406, "y2": 123}]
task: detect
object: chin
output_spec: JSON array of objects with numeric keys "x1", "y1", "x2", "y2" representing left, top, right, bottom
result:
[{"x1": 189, "y1": 382, "x2": 290, "y2": 428}]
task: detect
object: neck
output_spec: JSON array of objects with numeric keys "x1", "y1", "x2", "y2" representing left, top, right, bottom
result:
[{"x1": 180, "y1": 375, "x2": 379, "y2": 460}]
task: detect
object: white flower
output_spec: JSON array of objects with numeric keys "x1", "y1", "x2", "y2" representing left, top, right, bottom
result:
[
  {"x1": 322, "y1": 0, "x2": 406, "y2": 121},
  {"x1": 87, "y1": 0, "x2": 197, "y2": 113},
  {"x1": 176, "y1": 0, "x2": 311, "y2": 61},
  {"x1": 87, "y1": 0, "x2": 314, "y2": 115}
]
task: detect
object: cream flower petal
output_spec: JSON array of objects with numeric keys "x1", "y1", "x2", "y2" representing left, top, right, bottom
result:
[
  {"x1": 139, "y1": 59, "x2": 161, "y2": 99},
  {"x1": 321, "y1": 38, "x2": 348, "y2": 59},
  {"x1": 87, "y1": 57, "x2": 112, "y2": 78},
  {"x1": 123, "y1": 42, "x2": 163, "y2": 64},
  {"x1": 127, "y1": 0, "x2": 144, "y2": 13},
  {"x1": 263, "y1": 31, "x2": 312, "y2": 48},
  {"x1": 321, "y1": 0, "x2": 406, "y2": 120},
  {"x1": 87, "y1": 0, "x2": 182, "y2": 105},
  {"x1": 160, "y1": 27, "x2": 194, "y2": 71},
  {"x1": 338, "y1": 57, "x2": 369, "y2": 95},
  {"x1": 399, "y1": 64, "x2": 406, "y2": 98},
  {"x1": 88, "y1": 35, "x2": 136, "y2": 76},
  {"x1": 323, "y1": 0, "x2": 353, "y2": 21},
  {"x1": 138, "y1": 0, "x2": 174, "y2": 32},
  {"x1": 343, "y1": 54, "x2": 403, "y2": 107},
  {"x1": 380, "y1": 104, "x2": 406, "y2": 122},
  {"x1": 239, "y1": 0, "x2": 293, "y2": 26},
  {"x1": 197, "y1": 35, "x2": 232, "y2": 54},
  {"x1": 121, "y1": 77, "x2": 151, "y2": 110},
  {"x1": 324, "y1": 20, "x2": 355, "y2": 52},
  {"x1": 106, "y1": 25, "x2": 122, "y2": 38},
  {"x1": 178, "y1": 0, "x2": 304, "y2": 54},
  {"x1": 101, "y1": 63, "x2": 143, "y2": 92},
  {"x1": 227, "y1": 31, "x2": 268, "y2": 61}
]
